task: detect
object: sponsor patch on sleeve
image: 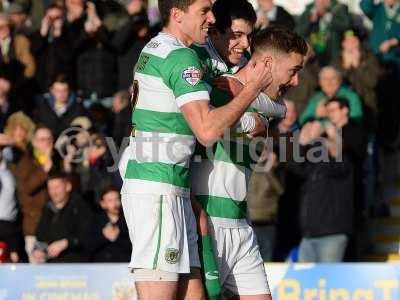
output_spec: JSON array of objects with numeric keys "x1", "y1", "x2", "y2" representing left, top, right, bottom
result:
[{"x1": 182, "y1": 67, "x2": 202, "y2": 86}]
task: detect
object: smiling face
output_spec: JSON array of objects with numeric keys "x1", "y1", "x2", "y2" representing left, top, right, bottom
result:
[
  {"x1": 211, "y1": 18, "x2": 253, "y2": 67},
  {"x1": 319, "y1": 68, "x2": 341, "y2": 98},
  {"x1": 326, "y1": 101, "x2": 348, "y2": 125},
  {"x1": 259, "y1": 51, "x2": 304, "y2": 100},
  {"x1": 32, "y1": 128, "x2": 53, "y2": 154},
  {"x1": 177, "y1": 0, "x2": 215, "y2": 44}
]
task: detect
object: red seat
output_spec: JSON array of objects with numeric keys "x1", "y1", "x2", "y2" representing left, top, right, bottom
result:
[{"x1": 0, "y1": 241, "x2": 10, "y2": 263}]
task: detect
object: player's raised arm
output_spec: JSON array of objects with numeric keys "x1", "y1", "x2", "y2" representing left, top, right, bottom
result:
[{"x1": 180, "y1": 59, "x2": 272, "y2": 146}]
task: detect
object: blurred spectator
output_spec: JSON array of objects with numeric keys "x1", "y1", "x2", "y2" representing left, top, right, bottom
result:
[
  {"x1": 331, "y1": 30, "x2": 380, "y2": 131},
  {"x1": 1, "y1": 111, "x2": 35, "y2": 167},
  {"x1": 274, "y1": 100, "x2": 302, "y2": 261},
  {"x1": 58, "y1": 116, "x2": 92, "y2": 192},
  {"x1": 111, "y1": 90, "x2": 131, "y2": 147},
  {"x1": 6, "y1": 2, "x2": 33, "y2": 36},
  {"x1": 27, "y1": 0, "x2": 46, "y2": 33},
  {"x1": 86, "y1": 133, "x2": 117, "y2": 202},
  {"x1": 299, "y1": 66, "x2": 362, "y2": 125},
  {"x1": 31, "y1": 3, "x2": 74, "y2": 92},
  {"x1": 87, "y1": 102, "x2": 112, "y2": 135},
  {"x1": 361, "y1": 0, "x2": 400, "y2": 150},
  {"x1": 287, "y1": 120, "x2": 353, "y2": 262},
  {"x1": 361, "y1": 0, "x2": 400, "y2": 73},
  {"x1": 32, "y1": 172, "x2": 93, "y2": 263},
  {"x1": 296, "y1": 0, "x2": 352, "y2": 65},
  {"x1": 255, "y1": 0, "x2": 295, "y2": 31},
  {"x1": 73, "y1": 2, "x2": 117, "y2": 101},
  {"x1": 326, "y1": 97, "x2": 367, "y2": 258},
  {"x1": 0, "y1": 13, "x2": 35, "y2": 80},
  {"x1": 0, "y1": 11, "x2": 37, "y2": 115},
  {"x1": 15, "y1": 125, "x2": 61, "y2": 262},
  {"x1": 112, "y1": 0, "x2": 149, "y2": 90},
  {"x1": 0, "y1": 154, "x2": 24, "y2": 263},
  {"x1": 34, "y1": 74, "x2": 86, "y2": 138},
  {"x1": 247, "y1": 149, "x2": 283, "y2": 261},
  {"x1": 0, "y1": 76, "x2": 12, "y2": 131},
  {"x1": 285, "y1": 45, "x2": 320, "y2": 115},
  {"x1": 278, "y1": 99, "x2": 299, "y2": 134},
  {"x1": 61, "y1": 130, "x2": 115, "y2": 207},
  {"x1": 85, "y1": 186, "x2": 131, "y2": 262},
  {"x1": 65, "y1": 0, "x2": 85, "y2": 26}
]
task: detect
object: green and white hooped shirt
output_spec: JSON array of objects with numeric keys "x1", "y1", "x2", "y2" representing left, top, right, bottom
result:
[
  {"x1": 191, "y1": 39, "x2": 286, "y2": 225},
  {"x1": 191, "y1": 40, "x2": 255, "y2": 223},
  {"x1": 121, "y1": 32, "x2": 210, "y2": 198}
]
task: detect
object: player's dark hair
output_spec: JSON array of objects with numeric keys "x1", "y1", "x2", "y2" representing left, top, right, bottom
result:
[
  {"x1": 47, "y1": 171, "x2": 69, "y2": 182},
  {"x1": 50, "y1": 73, "x2": 70, "y2": 88},
  {"x1": 158, "y1": 0, "x2": 196, "y2": 26},
  {"x1": 326, "y1": 97, "x2": 350, "y2": 109},
  {"x1": 252, "y1": 26, "x2": 308, "y2": 56},
  {"x1": 212, "y1": 0, "x2": 256, "y2": 34},
  {"x1": 100, "y1": 186, "x2": 120, "y2": 201}
]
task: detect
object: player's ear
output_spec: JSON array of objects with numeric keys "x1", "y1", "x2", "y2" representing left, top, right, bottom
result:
[
  {"x1": 171, "y1": 7, "x2": 184, "y2": 23},
  {"x1": 263, "y1": 55, "x2": 272, "y2": 67}
]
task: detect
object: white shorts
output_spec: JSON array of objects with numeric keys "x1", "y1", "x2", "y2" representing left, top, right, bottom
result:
[
  {"x1": 121, "y1": 193, "x2": 200, "y2": 274},
  {"x1": 209, "y1": 218, "x2": 271, "y2": 296}
]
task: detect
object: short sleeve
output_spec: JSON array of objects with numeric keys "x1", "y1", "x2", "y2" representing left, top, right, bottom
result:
[{"x1": 160, "y1": 48, "x2": 210, "y2": 107}]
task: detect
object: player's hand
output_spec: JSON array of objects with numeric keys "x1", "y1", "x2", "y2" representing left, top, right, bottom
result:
[
  {"x1": 248, "y1": 113, "x2": 268, "y2": 138},
  {"x1": 47, "y1": 239, "x2": 68, "y2": 258},
  {"x1": 213, "y1": 76, "x2": 243, "y2": 97},
  {"x1": 247, "y1": 58, "x2": 273, "y2": 94}
]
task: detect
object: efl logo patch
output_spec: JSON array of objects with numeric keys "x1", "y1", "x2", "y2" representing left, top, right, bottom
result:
[
  {"x1": 182, "y1": 67, "x2": 201, "y2": 86},
  {"x1": 165, "y1": 248, "x2": 180, "y2": 264}
]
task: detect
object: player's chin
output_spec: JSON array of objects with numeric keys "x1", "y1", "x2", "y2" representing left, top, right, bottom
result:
[
  {"x1": 194, "y1": 35, "x2": 206, "y2": 44},
  {"x1": 197, "y1": 30, "x2": 209, "y2": 43},
  {"x1": 228, "y1": 55, "x2": 241, "y2": 66}
]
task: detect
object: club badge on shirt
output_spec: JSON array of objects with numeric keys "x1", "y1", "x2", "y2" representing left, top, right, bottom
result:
[{"x1": 182, "y1": 67, "x2": 201, "y2": 86}]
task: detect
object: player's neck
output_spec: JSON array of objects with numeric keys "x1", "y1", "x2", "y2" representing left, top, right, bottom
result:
[
  {"x1": 162, "y1": 25, "x2": 193, "y2": 47},
  {"x1": 235, "y1": 65, "x2": 250, "y2": 85}
]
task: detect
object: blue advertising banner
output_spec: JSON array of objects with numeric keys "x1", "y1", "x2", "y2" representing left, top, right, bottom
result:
[{"x1": 0, "y1": 263, "x2": 399, "y2": 300}]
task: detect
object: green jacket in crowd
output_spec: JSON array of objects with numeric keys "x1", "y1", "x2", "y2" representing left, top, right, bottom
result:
[
  {"x1": 296, "y1": 0, "x2": 352, "y2": 65},
  {"x1": 299, "y1": 86, "x2": 363, "y2": 126},
  {"x1": 361, "y1": 0, "x2": 400, "y2": 67}
]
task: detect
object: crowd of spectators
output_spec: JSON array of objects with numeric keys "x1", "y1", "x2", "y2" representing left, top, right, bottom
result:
[{"x1": 0, "y1": 0, "x2": 399, "y2": 263}]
